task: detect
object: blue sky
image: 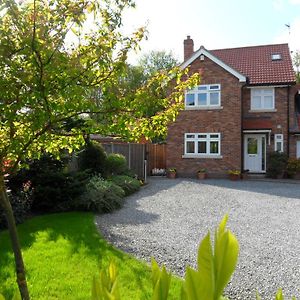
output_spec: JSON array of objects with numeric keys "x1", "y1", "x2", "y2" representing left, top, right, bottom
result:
[{"x1": 123, "y1": 0, "x2": 300, "y2": 63}]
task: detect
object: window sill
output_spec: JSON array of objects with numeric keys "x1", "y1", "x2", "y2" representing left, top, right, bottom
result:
[
  {"x1": 182, "y1": 154, "x2": 223, "y2": 159},
  {"x1": 185, "y1": 106, "x2": 223, "y2": 111},
  {"x1": 249, "y1": 109, "x2": 277, "y2": 113}
]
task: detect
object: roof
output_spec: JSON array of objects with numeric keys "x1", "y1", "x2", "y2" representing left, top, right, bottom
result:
[
  {"x1": 181, "y1": 47, "x2": 246, "y2": 83},
  {"x1": 183, "y1": 43, "x2": 296, "y2": 85}
]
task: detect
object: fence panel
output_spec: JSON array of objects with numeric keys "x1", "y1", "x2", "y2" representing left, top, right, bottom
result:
[{"x1": 101, "y1": 143, "x2": 145, "y2": 180}]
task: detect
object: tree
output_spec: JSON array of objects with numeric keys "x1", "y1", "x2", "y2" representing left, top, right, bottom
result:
[
  {"x1": 138, "y1": 50, "x2": 178, "y2": 78},
  {"x1": 0, "y1": 1, "x2": 199, "y2": 299},
  {"x1": 293, "y1": 51, "x2": 300, "y2": 83}
]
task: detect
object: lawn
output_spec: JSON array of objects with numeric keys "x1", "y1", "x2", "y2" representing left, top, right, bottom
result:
[{"x1": 0, "y1": 212, "x2": 182, "y2": 299}]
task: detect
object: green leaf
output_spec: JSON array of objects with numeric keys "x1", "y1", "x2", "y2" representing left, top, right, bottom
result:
[
  {"x1": 275, "y1": 289, "x2": 284, "y2": 300},
  {"x1": 0, "y1": 294, "x2": 5, "y2": 300},
  {"x1": 197, "y1": 232, "x2": 215, "y2": 300},
  {"x1": 151, "y1": 259, "x2": 171, "y2": 300},
  {"x1": 182, "y1": 267, "x2": 202, "y2": 300},
  {"x1": 214, "y1": 216, "x2": 239, "y2": 299}
]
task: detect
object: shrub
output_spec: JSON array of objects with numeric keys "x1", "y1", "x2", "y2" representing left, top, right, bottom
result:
[
  {"x1": 78, "y1": 141, "x2": 107, "y2": 175},
  {"x1": 266, "y1": 151, "x2": 288, "y2": 178},
  {"x1": 110, "y1": 175, "x2": 141, "y2": 196},
  {"x1": 105, "y1": 154, "x2": 128, "y2": 176},
  {"x1": 77, "y1": 176, "x2": 125, "y2": 213},
  {"x1": 0, "y1": 182, "x2": 33, "y2": 230},
  {"x1": 286, "y1": 158, "x2": 300, "y2": 177},
  {"x1": 8, "y1": 154, "x2": 89, "y2": 213}
]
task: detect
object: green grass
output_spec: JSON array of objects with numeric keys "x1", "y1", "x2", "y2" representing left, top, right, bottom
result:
[{"x1": 0, "y1": 212, "x2": 182, "y2": 299}]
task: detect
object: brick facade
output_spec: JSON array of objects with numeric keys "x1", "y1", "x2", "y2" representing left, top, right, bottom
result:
[
  {"x1": 166, "y1": 55, "x2": 243, "y2": 177},
  {"x1": 167, "y1": 39, "x2": 297, "y2": 177}
]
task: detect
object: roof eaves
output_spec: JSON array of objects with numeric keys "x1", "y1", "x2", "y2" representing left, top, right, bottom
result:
[{"x1": 180, "y1": 47, "x2": 247, "y2": 83}]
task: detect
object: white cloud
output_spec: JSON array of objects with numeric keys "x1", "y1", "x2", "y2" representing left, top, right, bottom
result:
[{"x1": 273, "y1": 18, "x2": 300, "y2": 53}]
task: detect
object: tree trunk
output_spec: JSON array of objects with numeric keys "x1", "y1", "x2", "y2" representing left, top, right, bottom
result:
[{"x1": 0, "y1": 175, "x2": 30, "y2": 300}]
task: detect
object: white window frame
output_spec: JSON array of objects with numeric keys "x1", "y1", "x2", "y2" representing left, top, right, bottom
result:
[
  {"x1": 184, "y1": 133, "x2": 221, "y2": 156},
  {"x1": 274, "y1": 134, "x2": 283, "y2": 152},
  {"x1": 250, "y1": 87, "x2": 275, "y2": 111},
  {"x1": 185, "y1": 84, "x2": 221, "y2": 108}
]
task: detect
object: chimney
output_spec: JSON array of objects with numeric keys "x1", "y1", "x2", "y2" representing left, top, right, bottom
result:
[{"x1": 184, "y1": 35, "x2": 194, "y2": 61}]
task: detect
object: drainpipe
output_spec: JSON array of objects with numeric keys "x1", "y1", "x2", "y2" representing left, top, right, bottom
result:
[
  {"x1": 287, "y1": 86, "x2": 290, "y2": 158},
  {"x1": 241, "y1": 83, "x2": 247, "y2": 173}
]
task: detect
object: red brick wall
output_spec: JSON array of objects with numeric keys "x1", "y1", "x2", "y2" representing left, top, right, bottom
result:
[
  {"x1": 242, "y1": 87, "x2": 289, "y2": 154},
  {"x1": 166, "y1": 56, "x2": 243, "y2": 177}
]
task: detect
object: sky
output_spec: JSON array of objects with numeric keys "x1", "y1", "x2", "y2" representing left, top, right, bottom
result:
[{"x1": 122, "y1": 0, "x2": 300, "y2": 64}]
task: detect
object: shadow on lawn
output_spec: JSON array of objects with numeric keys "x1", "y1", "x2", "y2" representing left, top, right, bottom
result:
[{"x1": 0, "y1": 211, "x2": 156, "y2": 299}]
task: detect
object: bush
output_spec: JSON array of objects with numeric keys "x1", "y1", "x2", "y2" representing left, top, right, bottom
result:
[
  {"x1": 266, "y1": 151, "x2": 288, "y2": 178},
  {"x1": 78, "y1": 141, "x2": 107, "y2": 175},
  {"x1": 77, "y1": 176, "x2": 125, "y2": 213},
  {"x1": 8, "y1": 154, "x2": 89, "y2": 212},
  {"x1": 110, "y1": 175, "x2": 141, "y2": 196},
  {"x1": 286, "y1": 158, "x2": 300, "y2": 177},
  {"x1": 105, "y1": 154, "x2": 129, "y2": 176},
  {"x1": 0, "y1": 182, "x2": 33, "y2": 230}
]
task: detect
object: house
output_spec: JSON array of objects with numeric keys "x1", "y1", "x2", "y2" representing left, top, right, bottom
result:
[{"x1": 166, "y1": 36, "x2": 300, "y2": 177}]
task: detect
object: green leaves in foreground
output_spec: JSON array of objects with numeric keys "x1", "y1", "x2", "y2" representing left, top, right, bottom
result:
[
  {"x1": 181, "y1": 215, "x2": 239, "y2": 300},
  {"x1": 151, "y1": 258, "x2": 171, "y2": 300},
  {"x1": 92, "y1": 261, "x2": 120, "y2": 300}
]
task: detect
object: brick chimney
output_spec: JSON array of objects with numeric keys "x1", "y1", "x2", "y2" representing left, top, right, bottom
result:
[{"x1": 184, "y1": 35, "x2": 194, "y2": 61}]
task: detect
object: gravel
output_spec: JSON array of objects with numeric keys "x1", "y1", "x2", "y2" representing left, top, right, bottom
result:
[{"x1": 95, "y1": 178, "x2": 300, "y2": 299}]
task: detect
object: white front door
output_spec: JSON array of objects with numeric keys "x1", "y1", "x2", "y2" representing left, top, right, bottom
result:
[
  {"x1": 297, "y1": 141, "x2": 300, "y2": 158},
  {"x1": 244, "y1": 134, "x2": 266, "y2": 173}
]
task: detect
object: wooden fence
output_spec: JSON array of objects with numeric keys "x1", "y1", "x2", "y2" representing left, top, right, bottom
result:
[{"x1": 102, "y1": 143, "x2": 146, "y2": 180}]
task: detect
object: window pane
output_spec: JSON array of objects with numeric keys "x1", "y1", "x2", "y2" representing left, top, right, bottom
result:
[
  {"x1": 263, "y1": 89, "x2": 273, "y2": 95},
  {"x1": 264, "y1": 96, "x2": 273, "y2": 108},
  {"x1": 252, "y1": 96, "x2": 261, "y2": 109},
  {"x1": 186, "y1": 134, "x2": 195, "y2": 139},
  {"x1": 210, "y1": 134, "x2": 219, "y2": 139},
  {"x1": 210, "y1": 85, "x2": 220, "y2": 90},
  {"x1": 198, "y1": 93, "x2": 207, "y2": 105},
  {"x1": 186, "y1": 94, "x2": 195, "y2": 106},
  {"x1": 198, "y1": 134, "x2": 207, "y2": 139},
  {"x1": 210, "y1": 92, "x2": 219, "y2": 105},
  {"x1": 198, "y1": 86, "x2": 207, "y2": 90},
  {"x1": 186, "y1": 141, "x2": 195, "y2": 153},
  {"x1": 247, "y1": 138, "x2": 258, "y2": 154},
  {"x1": 210, "y1": 141, "x2": 219, "y2": 154},
  {"x1": 276, "y1": 142, "x2": 282, "y2": 152},
  {"x1": 198, "y1": 141, "x2": 206, "y2": 153}
]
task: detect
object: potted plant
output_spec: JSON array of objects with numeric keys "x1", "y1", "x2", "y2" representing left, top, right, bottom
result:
[
  {"x1": 197, "y1": 168, "x2": 207, "y2": 180},
  {"x1": 167, "y1": 168, "x2": 177, "y2": 179},
  {"x1": 228, "y1": 170, "x2": 241, "y2": 181}
]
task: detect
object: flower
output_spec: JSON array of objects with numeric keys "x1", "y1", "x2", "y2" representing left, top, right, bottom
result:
[
  {"x1": 197, "y1": 168, "x2": 206, "y2": 173},
  {"x1": 228, "y1": 170, "x2": 241, "y2": 175},
  {"x1": 168, "y1": 168, "x2": 176, "y2": 173}
]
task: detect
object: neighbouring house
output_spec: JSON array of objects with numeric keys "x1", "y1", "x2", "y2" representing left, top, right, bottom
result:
[{"x1": 166, "y1": 36, "x2": 300, "y2": 177}]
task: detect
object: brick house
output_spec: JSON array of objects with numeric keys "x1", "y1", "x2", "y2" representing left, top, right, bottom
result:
[{"x1": 166, "y1": 36, "x2": 300, "y2": 177}]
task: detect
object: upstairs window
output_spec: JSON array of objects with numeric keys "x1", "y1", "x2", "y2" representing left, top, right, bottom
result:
[
  {"x1": 184, "y1": 133, "x2": 221, "y2": 156},
  {"x1": 185, "y1": 84, "x2": 221, "y2": 108},
  {"x1": 250, "y1": 88, "x2": 275, "y2": 110}
]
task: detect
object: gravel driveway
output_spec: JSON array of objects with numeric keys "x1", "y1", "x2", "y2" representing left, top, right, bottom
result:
[{"x1": 95, "y1": 178, "x2": 300, "y2": 299}]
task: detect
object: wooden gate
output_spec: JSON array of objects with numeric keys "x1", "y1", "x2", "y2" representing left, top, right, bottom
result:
[{"x1": 146, "y1": 144, "x2": 166, "y2": 175}]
